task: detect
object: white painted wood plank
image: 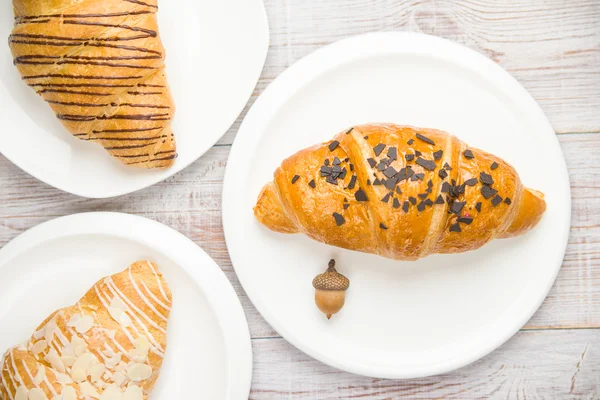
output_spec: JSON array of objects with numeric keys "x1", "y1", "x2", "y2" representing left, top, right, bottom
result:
[
  {"x1": 250, "y1": 329, "x2": 600, "y2": 399},
  {"x1": 217, "y1": 0, "x2": 600, "y2": 145},
  {"x1": 1, "y1": 133, "x2": 598, "y2": 336}
]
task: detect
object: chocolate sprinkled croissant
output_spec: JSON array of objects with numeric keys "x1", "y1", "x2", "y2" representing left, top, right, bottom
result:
[
  {"x1": 254, "y1": 124, "x2": 546, "y2": 260},
  {"x1": 9, "y1": 0, "x2": 176, "y2": 168},
  {"x1": 0, "y1": 261, "x2": 171, "y2": 400}
]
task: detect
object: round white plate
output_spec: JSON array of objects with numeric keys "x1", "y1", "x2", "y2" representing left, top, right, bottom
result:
[
  {"x1": 223, "y1": 32, "x2": 571, "y2": 379},
  {"x1": 0, "y1": 212, "x2": 252, "y2": 399},
  {"x1": 0, "y1": 0, "x2": 269, "y2": 198}
]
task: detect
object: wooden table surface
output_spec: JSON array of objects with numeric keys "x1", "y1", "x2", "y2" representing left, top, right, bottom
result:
[{"x1": 1, "y1": 0, "x2": 599, "y2": 398}]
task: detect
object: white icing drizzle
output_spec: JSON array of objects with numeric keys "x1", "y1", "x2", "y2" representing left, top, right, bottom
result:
[
  {"x1": 104, "y1": 278, "x2": 165, "y2": 354},
  {"x1": 127, "y1": 268, "x2": 168, "y2": 322},
  {"x1": 20, "y1": 360, "x2": 37, "y2": 388},
  {"x1": 140, "y1": 280, "x2": 171, "y2": 311},
  {"x1": 94, "y1": 286, "x2": 138, "y2": 357},
  {"x1": 1, "y1": 361, "x2": 16, "y2": 400},
  {"x1": 146, "y1": 261, "x2": 171, "y2": 304}
]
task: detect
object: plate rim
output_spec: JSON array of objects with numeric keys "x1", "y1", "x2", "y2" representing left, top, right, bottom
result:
[
  {"x1": 222, "y1": 31, "x2": 571, "y2": 379},
  {"x1": 0, "y1": 0, "x2": 270, "y2": 199},
  {"x1": 0, "y1": 212, "x2": 253, "y2": 399}
]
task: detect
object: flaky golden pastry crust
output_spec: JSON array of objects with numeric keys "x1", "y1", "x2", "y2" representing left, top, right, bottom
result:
[
  {"x1": 254, "y1": 124, "x2": 546, "y2": 261},
  {"x1": 0, "y1": 261, "x2": 172, "y2": 400},
  {"x1": 9, "y1": 0, "x2": 176, "y2": 168}
]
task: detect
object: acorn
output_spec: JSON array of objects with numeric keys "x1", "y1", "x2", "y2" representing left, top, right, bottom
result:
[{"x1": 312, "y1": 259, "x2": 350, "y2": 319}]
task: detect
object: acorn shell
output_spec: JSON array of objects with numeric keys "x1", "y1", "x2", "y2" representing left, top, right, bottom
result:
[{"x1": 312, "y1": 261, "x2": 349, "y2": 291}]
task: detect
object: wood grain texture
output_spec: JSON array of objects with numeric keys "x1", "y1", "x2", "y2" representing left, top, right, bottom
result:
[
  {"x1": 250, "y1": 330, "x2": 600, "y2": 399},
  {"x1": 217, "y1": 0, "x2": 600, "y2": 146},
  {"x1": 1, "y1": 1, "x2": 599, "y2": 397},
  {"x1": 1, "y1": 134, "x2": 598, "y2": 338}
]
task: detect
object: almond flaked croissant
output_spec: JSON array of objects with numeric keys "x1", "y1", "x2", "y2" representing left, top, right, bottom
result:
[
  {"x1": 254, "y1": 124, "x2": 546, "y2": 261},
  {"x1": 0, "y1": 261, "x2": 171, "y2": 400},
  {"x1": 9, "y1": 0, "x2": 176, "y2": 168}
]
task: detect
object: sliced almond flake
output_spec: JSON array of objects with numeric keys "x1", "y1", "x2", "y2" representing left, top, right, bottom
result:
[
  {"x1": 112, "y1": 371, "x2": 126, "y2": 387},
  {"x1": 105, "y1": 353, "x2": 122, "y2": 369},
  {"x1": 123, "y1": 385, "x2": 143, "y2": 400},
  {"x1": 66, "y1": 314, "x2": 82, "y2": 328},
  {"x1": 43, "y1": 320, "x2": 57, "y2": 343},
  {"x1": 28, "y1": 388, "x2": 46, "y2": 400},
  {"x1": 79, "y1": 381, "x2": 100, "y2": 399},
  {"x1": 31, "y1": 340, "x2": 47, "y2": 356},
  {"x1": 70, "y1": 352, "x2": 98, "y2": 382},
  {"x1": 90, "y1": 363, "x2": 106, "y2": 382},
  {"x1": 45, "y1": 348, "x2": 65, "y2": 374},
  {"x1": 54, "y1": 372, "x2": 72, "y2": 385},
  {"x1": 99, "y1": 385, "x2": 124, "y2": 400},
  {"x1": 126, "y1": 363, "x2": 152, "y2": 382},
  {"x1": 61, "y1": 356, "x2": 77, "y2": 367},
  {"x1": 33, "y1": 364, "x2": 46, "y2": 385},
  {"x1": 62, "y1": 386, "x2": 77, "y2": 400},
  {"x1": 15, "y1": 386, "x2": 28, "y2": 400},
  {"x1": 76, "y1": 315, "x2": 95, "y2": 334},
  {"x1": 133, "y1": 337, "x2": 150, "y2": 363}
]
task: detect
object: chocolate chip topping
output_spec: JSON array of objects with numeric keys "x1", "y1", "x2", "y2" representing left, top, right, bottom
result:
[
  {"x1": 333, "y1": 212, "x2": 345, "y2": 226},
  {"x1": 373, "y1": 143, "x2": 386, "y2": 156},
  {"x1": 463, "y1": 149, "x2": 474, "y2": 159},
  {"x1": 418, "y1": 193, "x2": 428, "y2": 200},
  {"x1": 433, "y1": 150, "x2": 443, "y2": 160},
  {"x1": 414, "y1": 173, "x2": 425, "y2": 181},
  {"x1": 384, "y1": 177, "x2": 398, "y2": 190},
  {"x1": 450, "y1": 201, "x2": 466, "y2": 214},
  {"x1": 373, "y1": 178, "x2": 382, "y2": 185},
  {"x1": 449, "y1": 223, "x2": 461, "y2": 232},
  {"x1": 345, "y1": 127, "x2": 354, "y2": 135},
  {"x1": 435, "y1": 195, "x2": 445, "y2": 204},
  {"x1": 395, "y1": 186, "x2": 402, "y2": 195},
  {"x1": 480, "y1": 172, "x2": 494, "y2": 186},
  {"x1": 354, "y1": 189, "x2": 368, "y2": 201},
  {"x1": 343, "y1": 203, "x2": 350, "y2": 210},
  {"x1": 387, "y1": 147, "x2": 398, "y2": 161},
  {"x1": 475, "y1": 202, "x2": 482, "y2": 212},
  {"x1": 416, "y1": 133, "x2": 435, "y2": 145},
  {"x1": 329, "y1": 141, "x2": 339, "y2": 152},
  {"x1": 407, "y1": 139, "x2": 414, "y2": 145},
  {"x1": 457, "y1": 217, "x2": 473, "y2": 225},
  {"x1": 383, "y1": 166, "x2": 397, "y2": 178},
  {"x1": 490, "y1": 161, "x2": 499, "y2": 170},
  {"x1": 438, "y1": 169, "x2": 448, "y2": 179},
  {"x1": 380, "y1": 223, "x2": 388, "y2": 230},
  {"x1": 377, "y1": 161, "x2": 387, "y2": 171},
  {"x1": 409, "y1": 196, "x2": 417, "y2": 205},
  {"x1": 367, "y1": 158, "x2": 377, "y2": 168},
  {"x1": 491, "y1": 195, "x2": 503, "y2": 207},
  {"x1": 291, "y1": 175, "x2": 300, "y2": 184},
  {"x1": 333, "y1": 157, "x2": 341, "y2": 165},
  {"x1": 481, "y1": 186, "x2": 498, "y2": 199},
  {"x1": 405, "y1": 153, "x2": 415, "y2": 162},
  {"x1": 441, "y1": 182, "x2": 451, "y2": 192},
  {"x1": 443, "y1": 163, "x2": 452, "y2": 170},
  {"x1": 504, "y1": 197, "x2": 512, "y2": 205},
  {"x1": 417, "y1": 202, "x2": 425, "y2": 212},
  {"x1": 415, "y1": 150, "x2": 422, "y2": 157},
  {"x1": 308, "y1": 179, "x2": 316, "y2": 188},
  {"x1": 381, "y1": 193, "x2": 391, "y2": 203},
  {"x1": 347, "y1": 175, "x2": 357, "y2": 190},
  {"x1": 402, "y1": 201, "x2": 409, "y2": 212},
  {"x1": 464, "y1": 178, "x2": 478, "y2": 186},
  {"x1": 393, "y1": 198, "x2": 401, "y2": 209},
  {"x1": 416, "y1": 157, "x2": 436, "y2": 171}
]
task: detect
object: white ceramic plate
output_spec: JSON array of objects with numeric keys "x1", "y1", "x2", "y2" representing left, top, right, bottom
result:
[
  {"x1": 0, "y1": 213, "x2": 252, "y2": 399},
  {"x1": 0, "y1": 0, "x2": 269, "y2": 198},
  {"x1": 222, "y1": 32, "x2": 571, "y2": 379}
]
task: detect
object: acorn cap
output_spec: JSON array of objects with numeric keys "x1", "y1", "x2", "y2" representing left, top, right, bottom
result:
[{"x1": 312, "y1": 259, "x2": 349, "y2": 291}]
